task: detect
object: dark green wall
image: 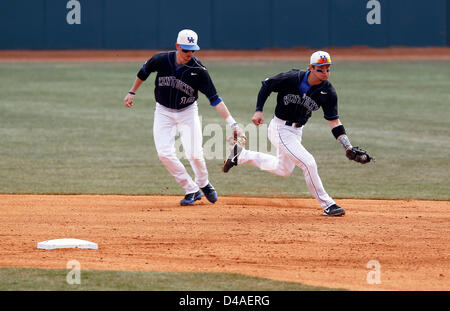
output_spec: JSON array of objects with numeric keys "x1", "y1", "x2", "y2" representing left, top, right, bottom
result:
[{"x1": 0, "y1": 0, "x2": 448, "y2": 49}]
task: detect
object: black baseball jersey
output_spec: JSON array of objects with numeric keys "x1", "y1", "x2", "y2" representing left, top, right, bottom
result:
[
  {"x1": 256, "y1": 69, "x2": 339, "y2": 126},
  {"x1": 137, "y1": 51, "x2": 222, "y2": 109}
]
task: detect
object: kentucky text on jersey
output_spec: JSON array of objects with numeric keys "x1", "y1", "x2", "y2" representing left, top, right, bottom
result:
[
  {"x1": 158, "y1": 76, "x2": 195, "y2": 97},
  {"x1": 283, "y1": 94, "x2": 320, "y2": 114}
]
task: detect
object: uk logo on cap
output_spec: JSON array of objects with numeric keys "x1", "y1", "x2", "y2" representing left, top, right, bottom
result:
[
  {"x1": 318, "y1": 55, "x2": 329, "y2": 63},
  {"x1": 310, "y1": 51, "x2": 332, "y2": 66}
]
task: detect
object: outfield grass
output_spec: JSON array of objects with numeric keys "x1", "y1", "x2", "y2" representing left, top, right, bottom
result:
[
  {"x1": 0, "y1": 60, "x2": 449, "y2": 199},
  {"x1": 0, "y1": 268, "x2": 337, "y2": 291}
]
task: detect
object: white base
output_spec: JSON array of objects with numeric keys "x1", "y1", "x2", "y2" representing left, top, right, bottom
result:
[{"x1": 37, "y1": 238, "x2": 98, "y2": 250}]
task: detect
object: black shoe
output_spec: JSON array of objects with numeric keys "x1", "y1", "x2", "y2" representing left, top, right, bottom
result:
[
  {"x1": 180, "y1": 190, "x2": 203, "y2": 206},
  {"x1": 222, "y1": 144, "x2": 243, "y2": 173},
  {"x1": 323, "y1": 204, "x2": 346, "y2": 216},
  {"x1": 200, "y1": 183, "x2": 218, "y2": 203}
]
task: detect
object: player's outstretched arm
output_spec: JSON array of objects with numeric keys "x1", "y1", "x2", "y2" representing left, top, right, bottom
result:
[
  {"x1": 329, "y1": 119, "x2": 373, "y2": 164},
  {"x1": 213, "y1": 101, "x2": 231, "y2": 120},
  {"x1": 124, "y1": 77, "x2": 144, "y2": 108},
  {"x1": 214, "y1": 101, "x2": 246, "y2": 146},
  {"x1": 329, "y1": 119, "x2": 352, "y2": 150}
]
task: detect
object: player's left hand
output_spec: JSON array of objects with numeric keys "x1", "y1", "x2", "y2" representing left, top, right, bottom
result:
[{"x1": 345, "y1": 146, "x2": 374, "y2": 164}]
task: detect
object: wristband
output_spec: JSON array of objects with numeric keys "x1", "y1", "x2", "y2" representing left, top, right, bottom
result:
[
  {"x1": 128, "y1": 91, "x2": 136, "y2": 95},
  {"x1": 332, "y1": 124, "x2": 346, "y2": 139},
  {"x1": 225, "y1": 115, "x2": 236, "y2": 127}
]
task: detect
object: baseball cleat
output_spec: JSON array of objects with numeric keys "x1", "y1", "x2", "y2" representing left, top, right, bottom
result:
[
  {"x1": 180, "y1": 190, "x2": 203, "y2": 206},
  {"x1": 323, "y1": 204, "x2": 346, "y2": 216},
  {"x1": 222, "y1": 144, "x2": 243, "y2": 173},
  {"x1": 200, "y1": 183, "x2": 218, "y2": 203}
]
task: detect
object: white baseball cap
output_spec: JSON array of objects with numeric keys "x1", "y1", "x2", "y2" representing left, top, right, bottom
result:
[
  {"x1": 310, "y1": 51, "x2": 332, "y2": 66},
  {"x1": 177, "y1": 29, "x2": 200, "y2": 51}
]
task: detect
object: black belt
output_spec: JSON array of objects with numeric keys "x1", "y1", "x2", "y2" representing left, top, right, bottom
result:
[{"x1": 285, "y1": 121, "x2": 303, "y2": 128}]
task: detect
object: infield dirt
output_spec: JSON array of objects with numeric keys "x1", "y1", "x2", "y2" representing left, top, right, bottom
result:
[{"x1": 1, "y1": 194, "x2": 449, "y2": 291}]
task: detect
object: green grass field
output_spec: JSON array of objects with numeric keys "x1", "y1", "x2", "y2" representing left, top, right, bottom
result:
[
  {"x1": 0, "y1": 59, "x2": 449, "y2": 290},
  {"x1": 0, "y1": 268, "x2": 338, "y2": 291},
  {"x1": 0, "y1": 60, "x2": 449, "y2": 199}
]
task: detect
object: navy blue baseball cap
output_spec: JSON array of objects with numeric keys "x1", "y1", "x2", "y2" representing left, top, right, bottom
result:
[{"x1": 177, "y1": 29, "x2": 200, "y2": 51}]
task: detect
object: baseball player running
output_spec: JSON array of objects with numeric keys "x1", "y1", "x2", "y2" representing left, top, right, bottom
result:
[
  {"x1": 223, "y1": 51, "x2": 372, "y2": 216},
  {"x1": 124, "y1": 29, "x2": 243, "y2": 206}
]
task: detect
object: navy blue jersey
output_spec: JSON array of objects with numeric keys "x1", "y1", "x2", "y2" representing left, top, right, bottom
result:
[
  {"x1": 256, "y1": 69, "x2": 339, "y2": 126},
  {"x1": 137, "y1": 51, "x2": 222, "y2": 110}
]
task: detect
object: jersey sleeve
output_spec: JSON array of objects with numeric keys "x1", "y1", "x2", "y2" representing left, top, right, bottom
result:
[
  {"x1": 256, "y1": 70, "x2": 294, "y2": 112},
  {"x1": 322, "y1": 87, "x2": 339, "y2": 120},
  {"x1": 137, "y1": 53, "x2": 162, "y2": 81},
  {"x1": 198, "y1": 69, "x2": 222, "y2": 106},
  {"x1": 261, "y1": 71, "x2": 292, "y2": 92}
]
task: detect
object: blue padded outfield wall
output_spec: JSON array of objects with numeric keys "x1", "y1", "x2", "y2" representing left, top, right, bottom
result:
[{"x1": 0, "y1": 0, "x2": 448, "y2": 49}]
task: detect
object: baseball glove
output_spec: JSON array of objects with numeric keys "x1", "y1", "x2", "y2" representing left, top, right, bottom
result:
[{"x1": 346, "y1": 146, "x2": 374, "y2": 164}]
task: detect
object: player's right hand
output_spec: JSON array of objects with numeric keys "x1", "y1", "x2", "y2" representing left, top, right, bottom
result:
[
  {"x1": 228, "y1": 123, "x2": 247, "y2": 147},
  {"x1": 124, "y1": 94, "x2": 134, "y2": 108},
  {"x1": 252, "y1": 111, "x2": 264, "y2": 126}
]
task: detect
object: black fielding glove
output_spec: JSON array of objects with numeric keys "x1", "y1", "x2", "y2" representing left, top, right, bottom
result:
[{"x1": 346, "y1": 146, "x2": 374, "y2": 164}]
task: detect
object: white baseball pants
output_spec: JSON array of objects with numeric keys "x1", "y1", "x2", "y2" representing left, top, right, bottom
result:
[
  {"x1": 238, "y1": 116, "x2": 336, "y2": 209},
  {"x1": 153, "y1": 103, "x2": 209, "y2": 194}
]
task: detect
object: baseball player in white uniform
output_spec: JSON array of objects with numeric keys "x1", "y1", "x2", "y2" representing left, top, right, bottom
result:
[
  {"x1": 124, "y1": 29, "x2": 243, "y2": 206},
  {"x1": 223, "y1": 51, "x2": 372, "y2": 216}
]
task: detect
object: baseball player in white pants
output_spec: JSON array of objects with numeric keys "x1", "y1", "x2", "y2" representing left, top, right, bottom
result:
[
  {"x1": 124, "y1": 29, "x2": 243, "y2": 206},
  {"x1": 237, "y1": 115, "x2": 336, "y2": 209},
  {"x1": 223, "y1": 51, "x2": 364, "y2": 216},
  {"x1": 153, "y1": 102, "x2": 208, "y2": 195}
]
